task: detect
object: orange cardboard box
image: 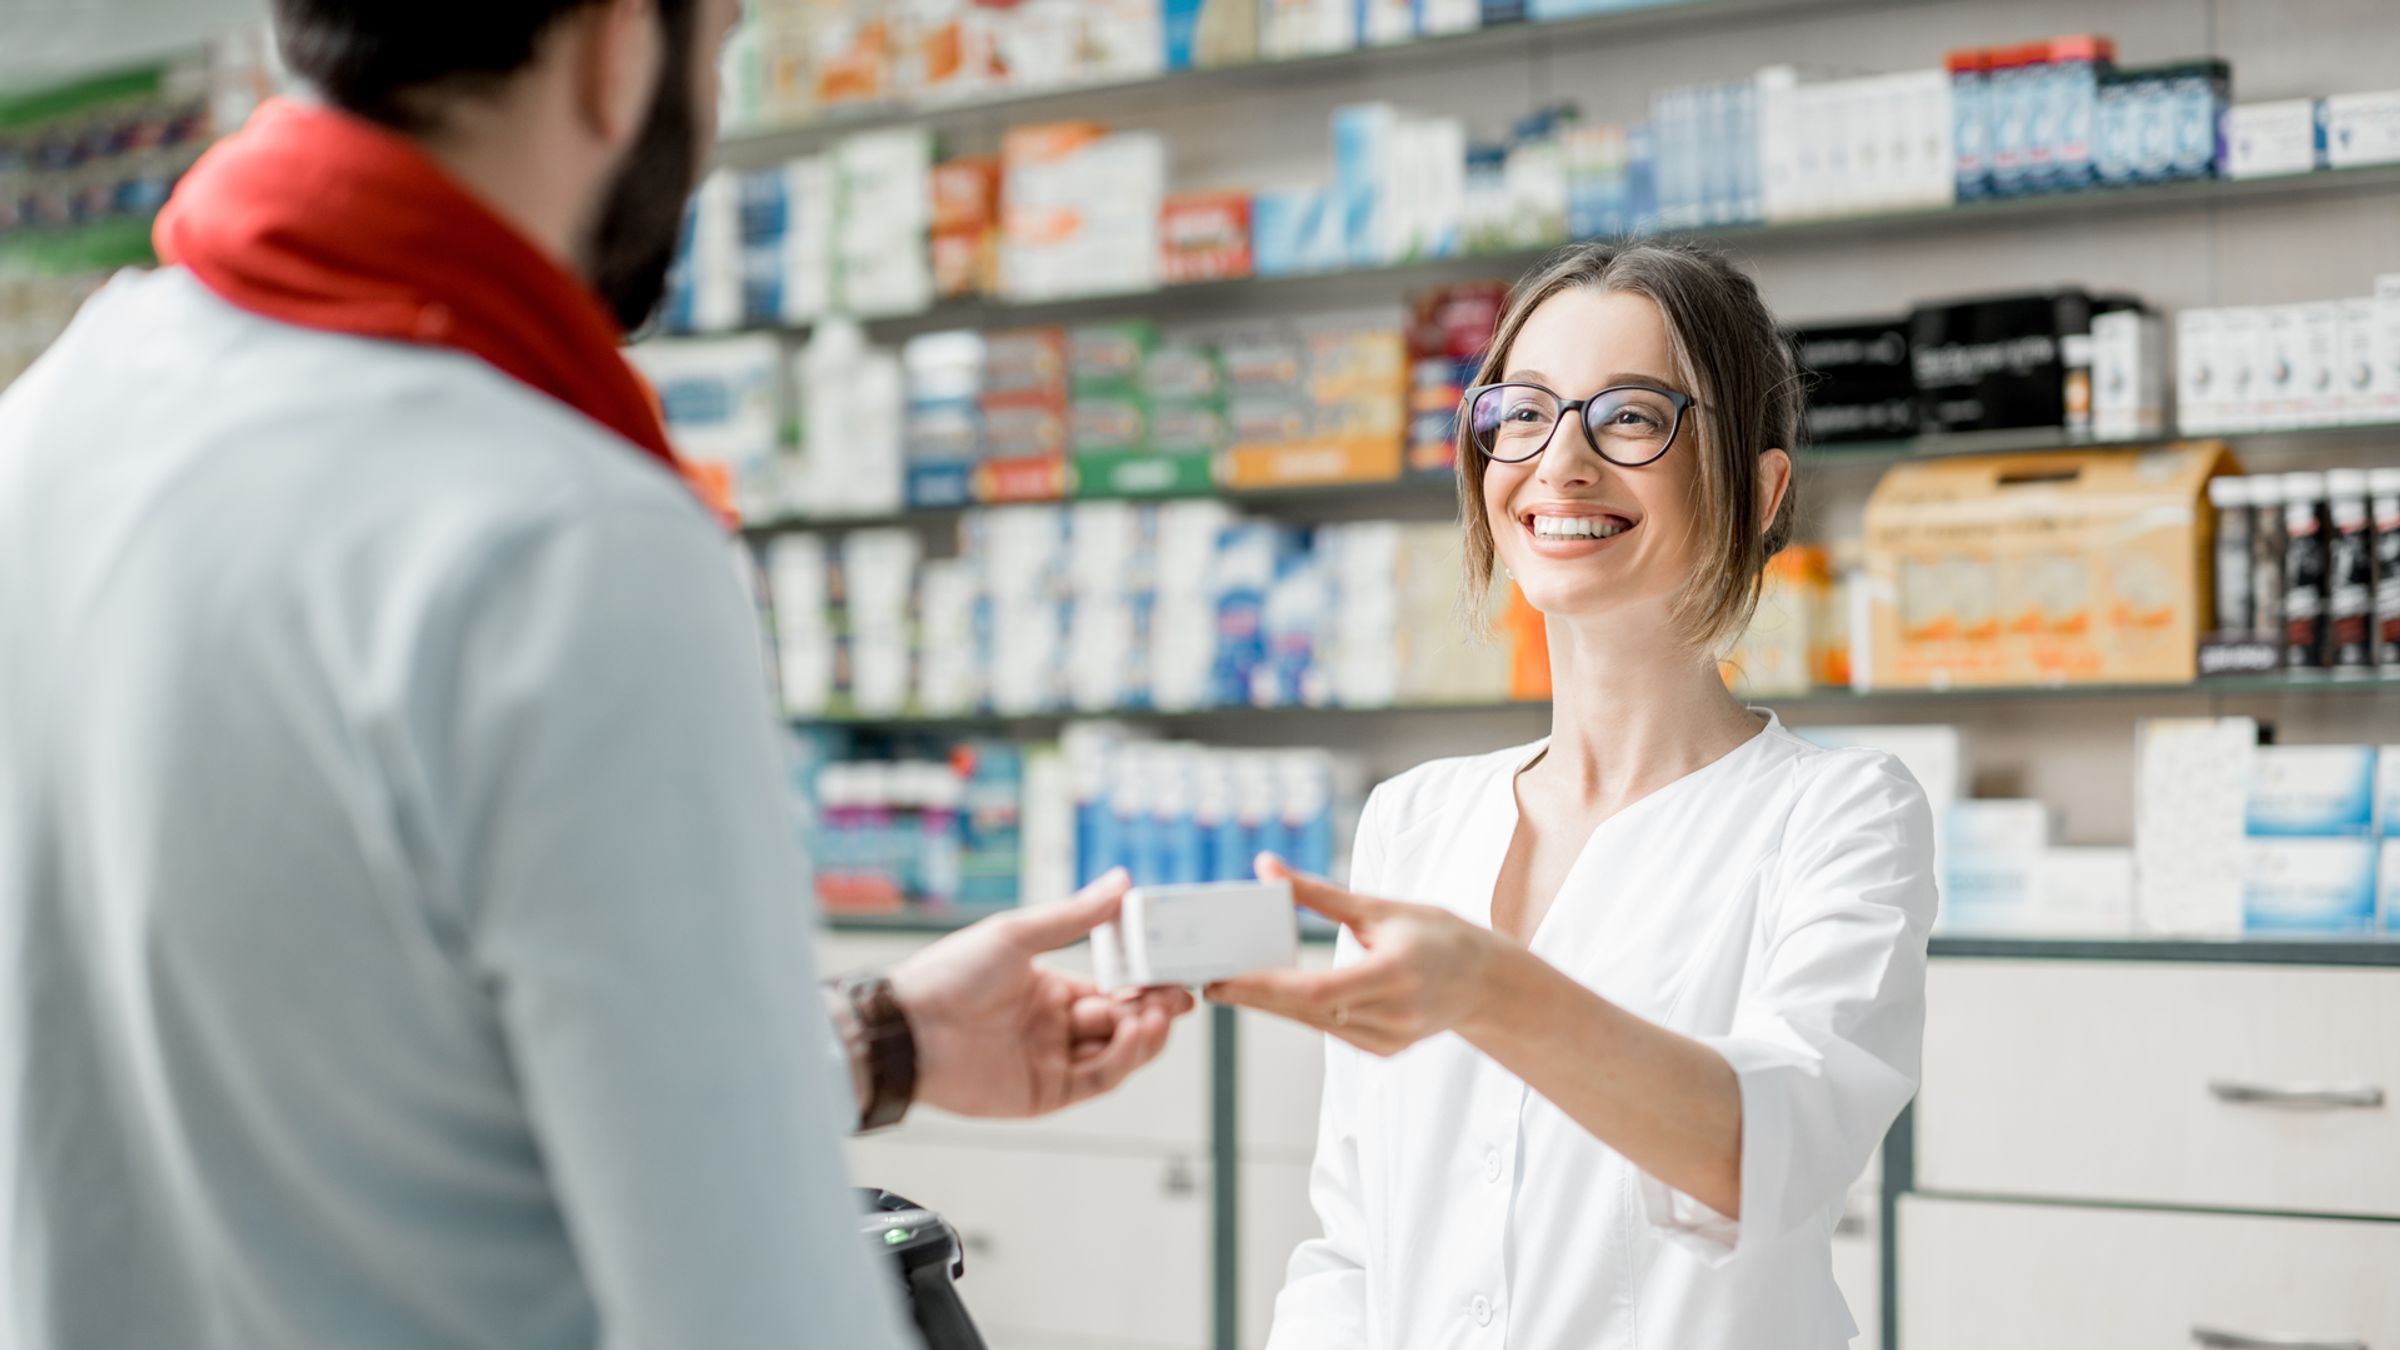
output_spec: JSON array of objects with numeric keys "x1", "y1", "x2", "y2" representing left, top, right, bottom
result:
[{"x1": 1863, "y1": 442, "x2": 2235, "y2": 688}]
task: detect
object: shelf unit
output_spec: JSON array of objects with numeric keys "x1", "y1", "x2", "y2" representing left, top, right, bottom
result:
[
  {"x1": 715, "y1": 0, "x2": 1917, "y2": 165},
  {"x1": 677, "y1": 163, "x2": 2400, "y2": 348},
  {"x1": 795, "y1": 671, "x2": 2400, "y2": 736},
  {"x1": 738, "y1": 415, "x2": 2400, "y2": 538}
]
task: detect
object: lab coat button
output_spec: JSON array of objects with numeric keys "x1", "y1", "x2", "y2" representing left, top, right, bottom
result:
[
  {"x1": 1483, "y1": 1150, "x2": 1502, "y2": 1182},
  {"x1": 1472, "y1": 1295, "x2": 1493, "y2": 1326}
]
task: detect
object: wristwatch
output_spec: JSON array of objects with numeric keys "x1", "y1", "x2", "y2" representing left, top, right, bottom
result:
[{"x1": 836, "y1": 972, "x2": 917, "y2": 1133}]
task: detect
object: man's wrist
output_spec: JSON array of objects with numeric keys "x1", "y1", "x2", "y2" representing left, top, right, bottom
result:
[
  {"x1": 835, "y1": 971, "x2": 917, "y2": 1132},
  {"x1": 823, "y1": 984, "x2": 875, "y2": 1125}
]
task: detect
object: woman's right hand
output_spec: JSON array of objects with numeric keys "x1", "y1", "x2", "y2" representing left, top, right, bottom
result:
[{"x1": 1205, "y1": 854, "x2": 1516, "y2": 1057}]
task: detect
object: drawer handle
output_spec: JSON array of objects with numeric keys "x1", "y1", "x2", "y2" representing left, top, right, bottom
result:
[
  {"x1": 2192, "y1": 1327, "x2": 2368, "y2": 1350},
  {"x1": 2207, "y1": 1080, "x2": 2387, "y2": 1110}
]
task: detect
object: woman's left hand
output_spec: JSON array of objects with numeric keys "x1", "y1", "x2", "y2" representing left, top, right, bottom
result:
[{"x1": 1205, "y1": 854, "x2": 1514, "y2": 1057}]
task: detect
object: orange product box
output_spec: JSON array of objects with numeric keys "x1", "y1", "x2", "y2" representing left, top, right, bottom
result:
[
  {"x1": 975, "y1": 453, "x2": 1071, "y2": 504},
  {"x1": 1862, "y1": 442, "x2": 2235, "y2": 689},
  {"x1": 1159, "y1": 191, "x2": 1253, "y2": 285},
  {"x1": 933, "y1": 155, "x2": 1003, "y2": 232},
  {"x1": 1216, "y1": 434, "x2": 1403, "y2": 490},
  {"x1": 1503, "y1": 581, "x2": 1551, "y2": 701}
]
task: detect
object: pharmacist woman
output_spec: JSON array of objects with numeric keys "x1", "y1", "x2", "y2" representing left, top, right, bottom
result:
[{"x1": 1210, "y1": 240, "x2": 1937, "y2": 1350}]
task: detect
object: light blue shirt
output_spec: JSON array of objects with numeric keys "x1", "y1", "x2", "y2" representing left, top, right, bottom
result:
[{"x1": 0, "y1": 270, "x2": 908, "y2": 1350}]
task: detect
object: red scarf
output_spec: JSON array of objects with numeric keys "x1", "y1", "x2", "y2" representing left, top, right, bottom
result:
[{"x1": 155, "y1": 99, "x2": 706, "y2": 501}]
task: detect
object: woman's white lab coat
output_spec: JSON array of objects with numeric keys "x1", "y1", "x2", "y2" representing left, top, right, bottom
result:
[{"x1": 1265, "y1": 714, "x2": 1937, "y2": 1350}]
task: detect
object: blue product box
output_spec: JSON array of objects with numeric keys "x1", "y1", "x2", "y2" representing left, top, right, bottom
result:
[
  {"x1": 906, "y1": 460, "x2": 976, "y2": 510},
  {"x1": 1950, "y1": 58, "x2": 1991, "y2": 201},
  {"x1": 2050, "y1": 50, "x2": 2108, "y2": 190},
  {"x1": 1332, "y1": 104, "x2": 1396, "y2": 267},
  {"x1": 1478, "y1": 0, "x2": 1525, "y2": 23},
  {"x1": 2244, "y1": 837, "x2": 2379, "y2": 934},
  {"x1": 2167, "y1": 62, "x2": 2230, "y2": 180},
  {"x1": 1625, "y1": 123, "x2": 1659, "y2": 234},
  {"x1": 1988, "y1": 58, "x2": 2030, "y2": 196},
  {"x1": 1251, "y1": 188, "x2": 1345, "y2": 277},
  {"x1": 2094, "y1": 73, "x2": 2137, "y2": 186},
  {"x1": 2245, "y1": 745, "x2": 2378, "y2": 837}
]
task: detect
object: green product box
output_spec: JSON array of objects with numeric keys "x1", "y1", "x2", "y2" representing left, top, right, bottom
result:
[
  {"x1": 1071, "y1": 393, "x2": 1152, "y2": 454},
  {"x1": 1069, "y1": 320, "x2": 1161, "y2": 396},
  {"x1": 1072, "y1": 449, "x2": 1217, "y2": 500}
]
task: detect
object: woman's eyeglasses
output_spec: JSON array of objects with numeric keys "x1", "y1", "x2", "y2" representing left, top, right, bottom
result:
[{"x1": 1462, "y1": 381, "x2": 1697, "y2": 467}]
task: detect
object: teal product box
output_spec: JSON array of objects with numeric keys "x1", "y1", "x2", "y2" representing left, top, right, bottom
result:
[
  {"x1": 1332, "y1": 103, "x2": 1397, "y2": 267},
  {"x1": 2384, "y1": 836, "x2": 2400, "y2": 931},
  {"x1": 2244, "y1": 837, "x2": 2379, "y2": 934},
  {"x1": 2381, "y1": 745, "x2": 2400, "y2": 835},
  {"x1": 2245, "y1": 745, "x2": 2378, "y2": 837},
  {"x1": 1251, "y1": 189, "x2": 1346, "y2": 276}
]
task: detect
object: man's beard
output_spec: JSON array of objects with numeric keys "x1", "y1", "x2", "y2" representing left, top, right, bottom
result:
[{"x1": 585, "y1": 12, "x2": 701, "y2": 332}]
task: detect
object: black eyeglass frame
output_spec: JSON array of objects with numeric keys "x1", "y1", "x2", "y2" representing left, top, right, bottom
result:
[{"x1": 1460, "y1": 381, "x2": 1700, "y2": 468}]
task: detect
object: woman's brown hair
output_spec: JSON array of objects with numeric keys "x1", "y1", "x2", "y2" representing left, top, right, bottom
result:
[{"x1": 1458, "y1": 239, "x2": 1804, "y2": 653}]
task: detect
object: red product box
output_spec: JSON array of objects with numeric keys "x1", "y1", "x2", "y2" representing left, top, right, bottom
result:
[{"x1": 1159, "y1": 191, "x2": 1253, "y2": 286}]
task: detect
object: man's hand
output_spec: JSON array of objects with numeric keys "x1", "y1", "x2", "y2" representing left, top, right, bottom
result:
[{"x1": 890, "y1": 869, "x2": 1197, "y2": 1118}]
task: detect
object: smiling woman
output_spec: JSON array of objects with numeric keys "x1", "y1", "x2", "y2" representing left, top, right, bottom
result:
[{"x1": 1213, "y1": 239, "x2": 1937, "y2": 1350}]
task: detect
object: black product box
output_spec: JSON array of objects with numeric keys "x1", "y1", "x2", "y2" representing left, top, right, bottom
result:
[
  {"x1": 1791, "y1": 319, "x2": 1918, "y2": 443},
  {"x1": 1907, "y1": 290, "x2": 2099, "y2": 434}
]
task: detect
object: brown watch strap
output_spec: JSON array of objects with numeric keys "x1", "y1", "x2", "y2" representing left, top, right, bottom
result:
[{"x1": 843, "y1": 973, "x2": 917, "y2": 1132}]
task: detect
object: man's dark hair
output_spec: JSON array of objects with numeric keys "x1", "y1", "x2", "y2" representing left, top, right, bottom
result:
[{"x1": 272, "y1": 0, "x2": 693, "y2": 133}]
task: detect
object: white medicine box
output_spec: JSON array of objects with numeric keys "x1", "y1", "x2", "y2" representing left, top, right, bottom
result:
[
  {"x1": 2175, "y1": 308, "x2": 2222, "y2": 435},
  {"x1": 2092, "y1": 309, "x2": 2167, "y2": 440}
]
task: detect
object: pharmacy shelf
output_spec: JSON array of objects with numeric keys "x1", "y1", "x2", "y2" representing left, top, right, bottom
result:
[
  {"x1": 817, "y1": 915, "x2": 2400, "y2": 960},
  {"x1": 715, "y1": 0, "x2": 1902, "y2": 166},
  {"x1": 796, "y1": 672, "x2": 2400, "y2": 735},
  {"x1": 694, "y1": 162, "x2": 2400, "y2": 345},
  {"x1": 1926, "y1": 936, "x2": 2400, "y2": 967},
  {"x1": 737, "y1": 415, "x2": 2400, "y2": 539}
]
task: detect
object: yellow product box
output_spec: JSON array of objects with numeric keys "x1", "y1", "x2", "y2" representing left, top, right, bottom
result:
[{"x1": 1863, "y1": 443, "x2": 2236, "y2": 688}]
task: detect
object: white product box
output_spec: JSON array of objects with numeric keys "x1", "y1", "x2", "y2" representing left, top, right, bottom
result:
[
  {"x1": 2338, "y1": 297, "x2": 2383, "y2": 425},
  {"x1": 629, "y1": 334, "x2": 785, "y2": 518},
  {"x1": 2031, "y1": 846, "x2": 2137, "y2": 936},
  {"x1": 1080, "y1": 0, "x2": 1167, "y2": 80},
  {"x1": 1938, "y1": 799, "x2": 2054, "y2": 933},
  {"x1": 682, "y1": 168, "x2": 745, "y2": 334},
  {"x1": 2243, "y1": 837, "x2": 2380, "y2": 934},
  {"x1": 2092, "y1": 309, "x2": 2168, "y2": 440},
  {"x1": 2295, "y1": 301, "x2": 2344, "y2": 428},
  {"x1": 2175, "y1": 308, "x2": 2224, "y2": 435},
  {"x1": 1907, "y1": 66, "x2": 1959, "y2": 210},
  {"x1": 2214, "y1": 307, "x2": 2265, "y2": 432},
  {"x1": 2224, "y1": 99, "x2": 2323, "y2": 179},
  {"x1": 1948, "y1": 799, "x2": 2055, "y2": 855},
  {"x1": 2261, "y1": 306, "x2": 2304, "y2": 430},
  {"x1": 2246, "y1": 744, "x2": 2378, "y2": 837},
  {"x1": 1419, "y1": 0, "x2": 1480, "y2": 34},
  {"x1": 1359, "y1": 0, "x2": 1414, "y2": 46},
  {"x1": 2378, "y1": 275, "x2": 2400, "y2": 422},
  {"x1": 2320, "y1": 90, "x2": 2400, "y2": 168},
  {"x1": 1091, "y1": 880, "x2": 1301, "y2": 990},
  {"x1": 2135, "y1": 716, "x2": 2258, "y2": 936}
]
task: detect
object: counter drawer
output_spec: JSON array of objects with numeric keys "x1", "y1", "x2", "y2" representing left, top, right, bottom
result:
[{"x1": 1918, "y1": 961, "x2": 2400, "y2": 1218}]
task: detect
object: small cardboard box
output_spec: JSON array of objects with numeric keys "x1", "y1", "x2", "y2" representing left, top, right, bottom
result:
[{"x1": 1864, "y1": 442, "x2": 2236, "y2": 688}]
